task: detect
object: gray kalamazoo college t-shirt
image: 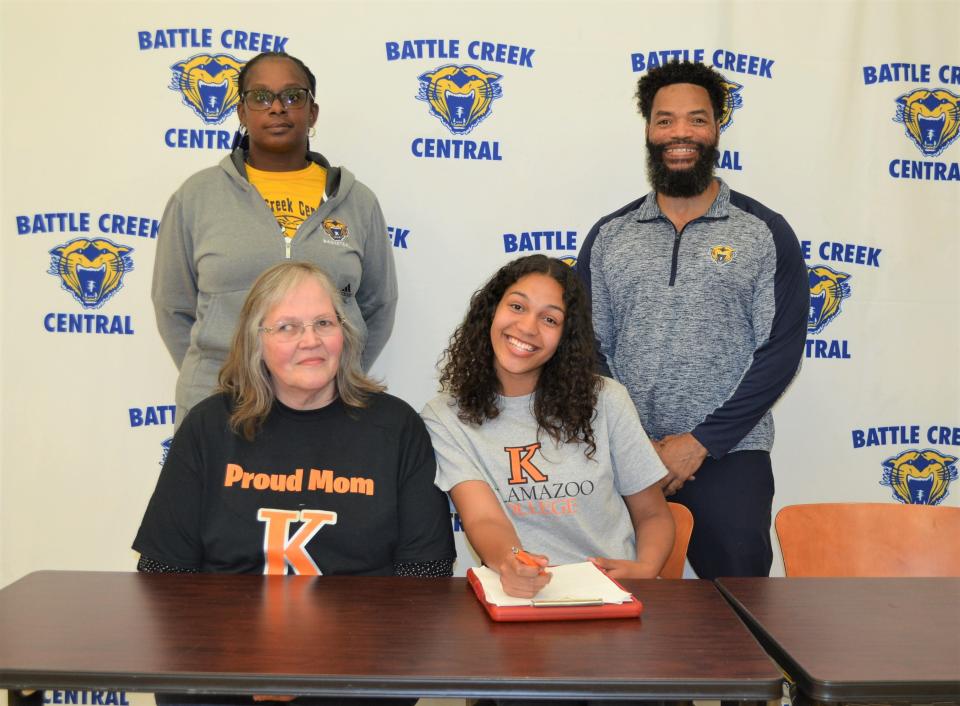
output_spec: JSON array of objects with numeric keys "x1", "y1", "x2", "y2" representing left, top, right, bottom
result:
[{"x1": 422, "y1": 378, "x2": 667, "y2": 564}]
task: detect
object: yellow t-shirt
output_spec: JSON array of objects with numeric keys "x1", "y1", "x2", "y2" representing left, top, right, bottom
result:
[{"x1": 246, "y1": 162, "x2": 327, "y2": 238}]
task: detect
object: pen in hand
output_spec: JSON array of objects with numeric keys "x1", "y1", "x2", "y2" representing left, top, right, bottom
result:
[
  {"x1": 513, "y1": 546, "x2": 546, "y2": 574},
  {"x1": 501, "y1": 546, "x2": 551, "y2": 597}
]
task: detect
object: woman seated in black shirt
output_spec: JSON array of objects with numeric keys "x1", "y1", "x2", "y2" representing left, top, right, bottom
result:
[
  {"x1": 136, "y1": 259, "x2": 454, "y2": 576},
  {"x1": 134, "y1": 261, "x2": 454, "y2": 706}
]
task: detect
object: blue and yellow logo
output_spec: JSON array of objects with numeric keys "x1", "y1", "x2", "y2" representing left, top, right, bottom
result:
[
  {"x1": 711, "y1": 245, "x2": 734, "y2": 265},
  {"x1": 48, "y1": 238, "x2": 134, "y2": 309},
  {"x1": 808, "y1": 265, "x2": 851, "y2": 335},
  {"x1": 417, "y1": 64, "x2": 503, "y2": 135},
  {"x1": 718, "y1": 76, "x2": 743, "y2": 133},
  {"x1": 170, "y1": 53, "x2": 245, "y2": 125},
  {"x1": 881, "y1": 448, "x2": 958, "y2": 505},
  {"x1": 323, "y1": 218, "x2": 348, "y2": 241},
  {"x1": 559, "y1": 256, "x2": 577, "y2": 268},
  {"x1": 893, "y1": 87, "x2": 960, "y2": 158}
]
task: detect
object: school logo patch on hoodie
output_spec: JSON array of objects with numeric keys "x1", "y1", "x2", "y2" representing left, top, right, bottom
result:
[{"x1": 323, "y1": 219, "x2": 349, "y2": 241}]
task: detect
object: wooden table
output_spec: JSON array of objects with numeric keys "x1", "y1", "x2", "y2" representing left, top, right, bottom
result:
[
  {"x1": 716, "y1": 577, "x2": 960, "y2": 705},
  {"x1": 0, "y1": 571, "x2": 782, "y2": 701}
]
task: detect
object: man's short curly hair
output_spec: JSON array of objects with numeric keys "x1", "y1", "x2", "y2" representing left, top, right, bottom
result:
[{"x1": 636, "y1": 60, "x2": 726, "y2": 123}]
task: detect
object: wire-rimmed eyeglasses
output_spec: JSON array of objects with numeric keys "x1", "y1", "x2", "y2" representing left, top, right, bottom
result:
[{"x1": 258, "y1": 317, "x2": 341, "y2": 342}]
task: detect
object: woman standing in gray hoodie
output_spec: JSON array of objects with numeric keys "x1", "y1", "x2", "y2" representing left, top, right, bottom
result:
[{"x1": 152, "y1": 51, "x2": 397, "y2": 425}]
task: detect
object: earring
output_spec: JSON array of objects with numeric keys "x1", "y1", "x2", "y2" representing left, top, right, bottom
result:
[
  {"x1": 308, "y1": 126, "x2": 316, "y2": 138},
  {"x1": 230, "y1": 124, "x2": 248, "y2": 151}
]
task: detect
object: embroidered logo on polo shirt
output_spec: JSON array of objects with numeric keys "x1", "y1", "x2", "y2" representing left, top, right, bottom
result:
[
  {"x1": 323, "y1": 218, "x2": 349, "y2": 240},
  {"x1": 710, "y1": 245, "x2": 734, "y2": 265}
]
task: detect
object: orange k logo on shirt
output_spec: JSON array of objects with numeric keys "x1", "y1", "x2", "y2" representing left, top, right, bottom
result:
[
  {"x1": 505, "y1": 442, "x2": 548, "y2": 484},
  {"x1": 258, "y1": 508, "x2": 338, "y2": 575}
]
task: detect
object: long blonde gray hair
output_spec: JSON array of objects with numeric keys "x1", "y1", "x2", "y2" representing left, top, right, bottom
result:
[{"x1": 217, "y1": 261, "x2": 384, "y2": 440}]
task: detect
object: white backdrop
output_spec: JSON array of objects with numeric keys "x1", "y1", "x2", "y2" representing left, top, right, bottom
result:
[{"x1": 1, "y1": 1, "x2": 959, "y2": 700}]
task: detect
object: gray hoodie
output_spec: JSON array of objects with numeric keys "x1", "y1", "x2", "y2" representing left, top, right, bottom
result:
[{"x1": 152, "y1": 149, "x2": 397, "y2": 419}]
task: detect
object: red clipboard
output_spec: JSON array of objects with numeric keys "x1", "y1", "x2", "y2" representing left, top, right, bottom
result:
[{"x1": 466, "y1": 567, "x2": 643, "y2": 622}]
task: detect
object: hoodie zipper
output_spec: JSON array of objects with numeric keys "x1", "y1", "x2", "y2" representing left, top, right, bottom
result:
[
  {"x1": 287, "y1": 190, "x2": 330, "y2": 258},
  {"x1": 241, "y1": 174, "x2": 328, "y2": 260}
]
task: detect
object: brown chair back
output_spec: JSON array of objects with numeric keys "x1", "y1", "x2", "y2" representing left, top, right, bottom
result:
[
  {"x1": 775, "y1": 502, "x2": 960, "y2": 577},
  {"x1": 660, "y1": 502, "x2": 694, "y2": 579}
]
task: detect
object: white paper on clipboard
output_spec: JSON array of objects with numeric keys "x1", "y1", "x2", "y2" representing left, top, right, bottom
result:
[{"x1": 471, "y1": 561, "x2": 633, "y2": 607}]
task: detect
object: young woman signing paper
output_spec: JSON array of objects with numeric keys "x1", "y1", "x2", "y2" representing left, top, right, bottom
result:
[{"x1": 421, "y1": 255, "x2": 674, "y2": 598}]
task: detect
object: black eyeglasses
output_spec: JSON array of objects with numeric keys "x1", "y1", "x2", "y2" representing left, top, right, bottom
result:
[{"x1": 241, "y1": 88, "x2": 313, "y2": 111}]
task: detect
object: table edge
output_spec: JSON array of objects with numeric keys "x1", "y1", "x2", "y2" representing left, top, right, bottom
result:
[
  {"x1": 714, "y1": 580, "x2": 960, "y2": 703},
  {"x1": 0, "y1": 669, "x2": 783, "y2": 700}
]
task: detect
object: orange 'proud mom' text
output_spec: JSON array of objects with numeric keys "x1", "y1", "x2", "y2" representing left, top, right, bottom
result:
[{"x1": 223, "y1": 463, "x2": 375, "y2": 495}]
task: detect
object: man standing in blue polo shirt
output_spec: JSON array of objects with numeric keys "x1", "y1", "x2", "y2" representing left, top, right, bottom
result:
[{"x1": 577, "y1": 61, "x2": 808, "y2": 579}]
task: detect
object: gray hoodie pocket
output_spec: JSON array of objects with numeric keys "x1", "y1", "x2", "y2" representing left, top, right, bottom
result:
[{"x1": 195, "y1": 289, "x2": 251, "y2": 355}]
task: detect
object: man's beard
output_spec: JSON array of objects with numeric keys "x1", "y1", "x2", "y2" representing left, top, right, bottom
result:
[{"x1": 646, "y1": 138, "x2": 719, "y2": 197}]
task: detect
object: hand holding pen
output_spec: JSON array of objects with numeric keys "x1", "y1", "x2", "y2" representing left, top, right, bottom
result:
[
  {"x1": 497, "y1": 546, "x2": 551, "y2": 598},
  {"x1": 513, "y1": 547, "x2": 547, "y2": 573}
]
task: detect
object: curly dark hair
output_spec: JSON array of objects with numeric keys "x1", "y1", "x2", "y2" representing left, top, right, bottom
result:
[
  {"x1": 439, "y1": 255, "x2": 601, "y2": 457},
  {"x1": 635, "y1": 60, "x2": 726, "y2": 123}
]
